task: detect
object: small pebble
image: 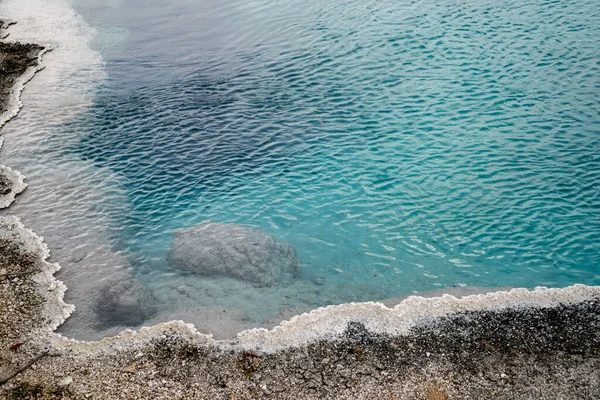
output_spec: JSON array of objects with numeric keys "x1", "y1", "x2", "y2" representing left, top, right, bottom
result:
[{"x1": 58, "y1": 376, "x2": 73, "y2": 387}]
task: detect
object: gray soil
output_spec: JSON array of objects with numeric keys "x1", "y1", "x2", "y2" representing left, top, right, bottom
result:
[{"x1": 0, "y1": 173, "x2": 11, "y2": 195}]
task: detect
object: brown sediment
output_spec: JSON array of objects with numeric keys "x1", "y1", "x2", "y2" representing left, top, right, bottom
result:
[{"x1": 0, "y1": 17, "x2": 599, "y2": 400}]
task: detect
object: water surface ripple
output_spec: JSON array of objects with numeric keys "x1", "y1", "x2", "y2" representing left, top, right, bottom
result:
[{"x1": 10, "y1": 0, "x2": 600, "y2": 336}]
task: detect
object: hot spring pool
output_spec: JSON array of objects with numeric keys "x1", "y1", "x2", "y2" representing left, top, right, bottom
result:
[{"x1": 1, "y1": 0, "x2": 599, "y2": 339}]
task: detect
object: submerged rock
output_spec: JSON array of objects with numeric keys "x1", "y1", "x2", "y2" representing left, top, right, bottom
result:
[
  {"x1": 94, "y1": 278, "x2": 157, "y2": 329},
  {"x1": 168, "y1": 221, "x2": 301, "y2": 286}
]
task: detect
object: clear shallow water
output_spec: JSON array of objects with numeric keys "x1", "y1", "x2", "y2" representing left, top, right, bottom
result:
[{"x1": 3, "y1": 0, "x2": 600, "y2": 337}]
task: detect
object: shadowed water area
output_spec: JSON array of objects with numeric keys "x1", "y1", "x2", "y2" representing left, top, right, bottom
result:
[{"x1": 2, "y1": 0, "x2": 599, "y2": 338}]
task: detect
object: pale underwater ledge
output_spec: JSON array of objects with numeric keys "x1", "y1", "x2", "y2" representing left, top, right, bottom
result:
[{"x1": 1, "y1": 20, "x2": 600, "y2": 400}]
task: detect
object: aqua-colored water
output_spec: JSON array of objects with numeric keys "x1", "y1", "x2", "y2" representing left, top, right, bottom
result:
[{"x1": 3, "y1": 0, "x2": 600, "y2": 337}]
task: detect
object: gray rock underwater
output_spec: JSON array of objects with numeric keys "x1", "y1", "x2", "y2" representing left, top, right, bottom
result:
[{"x1": 168, "y1": 221, "x2": 301, "y2": 286}]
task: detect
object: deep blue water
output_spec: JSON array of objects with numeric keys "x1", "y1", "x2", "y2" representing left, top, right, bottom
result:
[{"x1": 63, "y1": 0, "x2": 600, "y2": 323}]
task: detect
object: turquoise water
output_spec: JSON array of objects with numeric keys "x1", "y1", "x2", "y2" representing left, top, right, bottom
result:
[{"x1": 12, "y1": 0, "x2": 600, "y2": 333}]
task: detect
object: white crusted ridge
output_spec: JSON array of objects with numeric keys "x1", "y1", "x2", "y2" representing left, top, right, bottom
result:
[
  {"x1": 232, "y1": 284, "x2": 600, "y2": 352},
  {"x1": 0, "y1": 46, "x2": 48, "y2": 130},
  {"x1": 0, "y1": 216, "x2": 75, "y2": 335},
  {"x1": 53, "y1": 320, "x2": 215, "y2": 355},
  {"x1": 44, "y1": 282, "x2": 600, "y2": 354},
  {"x1": 0, "y1": 164, "x2": 27, "y2": 209}
]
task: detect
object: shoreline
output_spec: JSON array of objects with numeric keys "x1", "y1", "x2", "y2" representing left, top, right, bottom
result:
[
  {"x1": 0, "y1": 16, "x2": 599, "y2": 400},
  {"x1": 0, "y1": 19, "x2": 45, "y2": 212},
  {"x1": 1, "y1": 212, "x2": 599, "y2": 399},
  {"x1": 0, "y1": 20, "x2": 46, "y2": 129}
]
